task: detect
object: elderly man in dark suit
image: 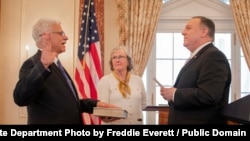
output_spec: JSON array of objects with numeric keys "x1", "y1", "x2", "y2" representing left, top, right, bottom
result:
[{"x1": 13, "y1": 18, "x2": 117, "y2": 124}]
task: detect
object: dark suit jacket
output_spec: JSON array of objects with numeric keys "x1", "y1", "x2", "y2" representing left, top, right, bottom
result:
[
  {"x1": 168, "y1": 43, "x2": 232, "y2": 124},
  {"x1": 13, "y1": 50, "x2": 98, "y2": 124}
]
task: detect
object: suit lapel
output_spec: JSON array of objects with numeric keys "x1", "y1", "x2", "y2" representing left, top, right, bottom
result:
[
  {"x1": 175, "y1": 44, "x2": 212, "y2": 85},
  {"x1": 51, "y1": 62, "x2": 78, "y2": 99}
]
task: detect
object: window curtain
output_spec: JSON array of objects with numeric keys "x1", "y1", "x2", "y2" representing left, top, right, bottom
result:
[
  {"x1": 230, "y1": 0, "x2": 250, "y2": 70},
  {"x1": 116, "y1": 0, "x2": 162, "y2": 76}
]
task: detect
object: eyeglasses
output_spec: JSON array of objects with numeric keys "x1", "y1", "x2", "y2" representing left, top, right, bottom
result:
[
  {"x1": 112, "y1": 55, "x2": 126, "y2": 60},
  {"x1": 39, "y1": 31, "x2": 65, "y2": 37},
  {"x1": 51, "y1": 31, "x2": 65, "y2": 36}
]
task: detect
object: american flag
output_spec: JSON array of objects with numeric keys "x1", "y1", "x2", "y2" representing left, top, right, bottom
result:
[{"x1": 75, "y1": 0, "x2": 102, "y2": 125}]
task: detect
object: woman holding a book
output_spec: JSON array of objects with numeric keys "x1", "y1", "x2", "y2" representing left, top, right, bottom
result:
[{"x1": 97, "y1": 46, "x2": 147, "y2": 124}]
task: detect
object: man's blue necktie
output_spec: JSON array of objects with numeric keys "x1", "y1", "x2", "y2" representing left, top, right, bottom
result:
[{"x1": 57, "y1": 60, "x2": 77, "y2": 99}]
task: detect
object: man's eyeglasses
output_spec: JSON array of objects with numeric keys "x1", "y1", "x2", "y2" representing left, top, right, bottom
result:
[
  {"x1": 39, "y1": 31, "x2": 65, "y2": 37},
  {"x1": 112, "y1": 55, "x2": 126, "y2": 60},
  {"x1": 51, "y1": 31, "x2": 65, "y2": 36}
]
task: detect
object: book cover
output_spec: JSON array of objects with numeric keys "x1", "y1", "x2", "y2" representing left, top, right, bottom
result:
[{"x1": 93, "y1": 107, "x2": 128, "y2": 118}]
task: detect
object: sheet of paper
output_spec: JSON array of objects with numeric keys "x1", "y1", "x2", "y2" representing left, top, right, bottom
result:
[{"x1": 153, "y1": 77, "x2": 164, "y2": 88}]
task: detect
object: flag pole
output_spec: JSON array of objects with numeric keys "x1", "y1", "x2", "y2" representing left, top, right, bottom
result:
[{"x1": 82, "y1": 0, "x2": 91, "y2": 69}]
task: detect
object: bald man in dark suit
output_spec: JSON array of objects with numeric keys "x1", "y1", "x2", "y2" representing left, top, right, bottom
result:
[{"x1": 160, "y1": 16, "x2": 231, "y2": 124}]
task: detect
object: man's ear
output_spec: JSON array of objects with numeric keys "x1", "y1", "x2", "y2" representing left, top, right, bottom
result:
[{"x1": 201, "y1": 27, "x2": 209, "y2": 37}]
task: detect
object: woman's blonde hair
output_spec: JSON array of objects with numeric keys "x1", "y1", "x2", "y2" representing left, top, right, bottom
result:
[{"x1": 109, "y1": 46, "x2": 133, "y2": 71}]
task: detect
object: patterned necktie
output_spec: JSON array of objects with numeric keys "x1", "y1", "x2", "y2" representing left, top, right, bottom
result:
[{"x1": 57, "y1": 60, "x2": 77, "y2": 99}]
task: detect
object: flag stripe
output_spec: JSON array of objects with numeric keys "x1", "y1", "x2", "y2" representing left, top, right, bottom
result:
[
  {"x1": 89, "y1": 42, "x2": 102, "y2": 78},
  {"x1": 83, "y1": 59, "x2": 97, "y2": 99}
]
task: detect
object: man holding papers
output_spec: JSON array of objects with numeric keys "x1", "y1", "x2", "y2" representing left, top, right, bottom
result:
[{"x1": 159, "y1": 16, "x2": 231, "y2": 124}]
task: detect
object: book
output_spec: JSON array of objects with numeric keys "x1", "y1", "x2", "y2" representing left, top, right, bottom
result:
[{"x1": 93, "y1": 107, "x2": 128, "y2": 118}]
